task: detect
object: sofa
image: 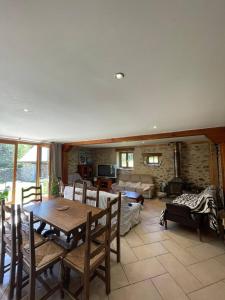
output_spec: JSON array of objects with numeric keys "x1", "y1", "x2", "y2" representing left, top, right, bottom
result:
[
  {"x1": 63, "y1": 185, "x2": 141, "y2": 235},
  {"x1": 111, "y1": 173, "x2": 155, "y2": 199},
  {"x1": 68, "y1": 172, "x2": 92, "y2": 187}
]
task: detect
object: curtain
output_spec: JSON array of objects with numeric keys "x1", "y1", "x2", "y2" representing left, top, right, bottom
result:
[{"x1": 51, "y1": 143, "x2": 62, "y2": 179}]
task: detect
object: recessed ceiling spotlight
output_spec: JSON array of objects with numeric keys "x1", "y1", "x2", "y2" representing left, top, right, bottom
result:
[
  {"x1": 23, "y1": 108, "x2": 29, "y2": 113},
  {"x1": 153, "y1": 125, "x2": 157, "y2": 129},
  {"x1": 115, "y1": 72, "x2": 125, "y2": 79}
]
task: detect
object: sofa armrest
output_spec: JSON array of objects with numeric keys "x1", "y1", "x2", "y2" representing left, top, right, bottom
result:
[{"x1": 111, "y1": 183, "x2": 118, "y2": 189}]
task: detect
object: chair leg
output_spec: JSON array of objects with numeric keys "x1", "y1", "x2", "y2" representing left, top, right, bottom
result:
[
  {"x1": 105, "y1": 249, "x2": 111, "y2": 295},
  {"x1": 197, "y1": 227, "x2": 202, "y2": 242},
  {"x1": 16, "y1": 254, "x2": 23, "y2": 300},
  {"x1": 64, "y1": 266, "x2": 71, "y2": 289},
  {"x1": 59, "y1": 261, "x2": 64, "y2": 299},
  {"x1": 83, "y1": 273, "x2": 90, "y2": 300},
  {"x1": 8, "y1": 255, "x2": 16, "y2": 300},
  {"x1": 28, "y1": 270, "x2": 35, "y2": 300},
  {"x1": 116, "y1": 234, "x2": 120, "y2": 263},
  {"x1": 0, "y1": 242, "x2": 5, "y2": 284}
]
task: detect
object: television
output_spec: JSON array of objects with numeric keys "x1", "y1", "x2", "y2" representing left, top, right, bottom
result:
[{"x1": 97, "y1": 164, "x2": 117, "y2": 178}]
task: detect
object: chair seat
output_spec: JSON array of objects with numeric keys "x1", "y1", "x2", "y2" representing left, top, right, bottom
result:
[
  {"x1": 24, "y1": 240, "x2": 64, "y2": 270},
  {"x1": 4, "y1": 231, "x2": 44, "y2": 251},
  {"x1": 93, "y1": 224, "x2": 116, "y2": 244},
  {"x1": 23, "y1": 232, "x2": 44, "y2": 250},
  {"x1": 64, "y1": 242, "x2": 105, "y2": 273}
]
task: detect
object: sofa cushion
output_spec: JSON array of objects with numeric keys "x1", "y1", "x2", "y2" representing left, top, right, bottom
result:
[
  {"x1": 119, "y1": 180, "x2": 126, "y2": 187},
  {"x1": 126, "y1": 181, "x2": 135, "y2": 188},
  {"x1": 119, "y1": 173, "x2": 154, "y2": 184},
  {"x1": 140, "y1": 183, "x2": 151, "y2": 191}
]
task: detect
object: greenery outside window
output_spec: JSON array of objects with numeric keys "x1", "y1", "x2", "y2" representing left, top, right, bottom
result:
[{"x1": 119, "y1": 152, "x2": 134, "y2": 168}]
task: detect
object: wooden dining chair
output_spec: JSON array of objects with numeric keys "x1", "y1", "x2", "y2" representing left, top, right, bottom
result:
[
  {"x1": 94, "y1": 193, "x2": 121, "y2": 263},
  {"x1": 72, "y1": 181, "x2": 86, "y2": 202},
  {"x1": 62, "y1": 208, "x2": 110, "y2": 300},
  {"x1": 21, "y1": 185, "x2": 46, "y2": 234},
  {"x1": 22, "y1": 185, "x2": 42, "y2": 206},
  {"x1": 17, "y1": 209, "x2": 65, "y2": 300},
  {"x1": 0, "y1": 201, "x2": 46, "y2": 300},
  {"x1": 0, "y1": 200, "x2": 17, "y2": 299},
  {"x1": 82, "y1": 185, "x2": 100, "y2": 207}
]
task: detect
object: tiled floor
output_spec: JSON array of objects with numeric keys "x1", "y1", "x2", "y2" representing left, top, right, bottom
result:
[{"x1": 1, "y1": 198, "x2": 225, "y2": 299}]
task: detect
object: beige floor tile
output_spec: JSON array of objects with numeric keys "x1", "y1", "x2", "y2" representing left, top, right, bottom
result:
[
  {"x1": 157, "y1": 253, "x2": 202, "y2": 293},
  {"x1": 166, "y1": 231, "x2": 201, "y2": 248},
  {"x1": 134, "y1": 223, "x2": 164, "y2": 236},
  {"x1": 214, "y1": 253, "x2": 225, "y2": 267},
  {"x1": 161, "y1": 239, "x2": 198, "y2": 266},
  {"x1": 143, "y1": 216, "x2": 160, "y2": 225},
  {"x1": 133, "y1": 242, "x2": 168, "y2": 260},
  {"x1": 89, "y1": 277, "x2": 109, "y2": 300},
  {"x1": 152, "y1": 273, "x2": 188, "y2": 300},
  {"x1": 111, "y1": 263, "x2": 129, "y2": 290},
  {"x1": 109, "y1": 279, "x2": 162, "y2": 300},
  {"x1": 187, "y1": 242, "x2": 225, "y2": 261},
  {"x1": 111, "y1": 238, "x2": 138, "y2": 265},
  {"x1": 188, "y1": 258, "x2": 225, "y2": 285},
  {"x1": 123, "y1": 257, "x2": 166, "y2": 283},
  {"x1": 140, "y1": 231, "x2": 169, "y2": 244},
  {"x1": 125, "y1": 230, "x2": 144, "y2": 248},
  {"x1": 134, "y1": 223, "x2": 153, "y2": 236},
  {"x1": 188, "y1": 281, "x2": 225, "y2": 300}
]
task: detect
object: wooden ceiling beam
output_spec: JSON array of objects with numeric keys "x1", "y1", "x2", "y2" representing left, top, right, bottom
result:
[{"x1": 63, "y1": 126, "x2": 225, "y2": 146}]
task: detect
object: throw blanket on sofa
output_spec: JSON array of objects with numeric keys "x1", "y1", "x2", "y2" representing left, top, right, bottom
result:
[
  {"x1": 64, "y1": 186, "x2": 141, "y2": 235},
  {"x1": 159, "y1": 187, "x2": 218, "y2": 232}
]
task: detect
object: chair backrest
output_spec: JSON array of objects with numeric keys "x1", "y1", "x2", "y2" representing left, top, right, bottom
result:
[
  {"x1": 22, "y1": 186, "x2": 42, "y2": 206},
  {"x1": 72, "y1": 180, "x2": 86, "y2": 202},
  {"x1": 18, "y1": 210, "x2": 36, "y2": 271},
  {"x1": 0, "y1": 200, "x2": 17, "y2": 260},
  {"x1": 107, "y1": 193, "x2": 121, "y2": 241},
  {"x1": 84, "y1": 208, "x2": 110, "y2": 272},
  {"x1": 83, "y1": 184, "x2": 100, "y2": 207}
]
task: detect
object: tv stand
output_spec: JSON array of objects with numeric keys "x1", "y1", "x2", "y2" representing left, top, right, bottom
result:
[{"x1": 95, "y1": 177, "x2": 114, "y2": 191}]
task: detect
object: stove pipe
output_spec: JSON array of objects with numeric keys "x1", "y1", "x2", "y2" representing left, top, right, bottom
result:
[{"x1": 173, "y1": 142, "x2": 181, "y2": 178}]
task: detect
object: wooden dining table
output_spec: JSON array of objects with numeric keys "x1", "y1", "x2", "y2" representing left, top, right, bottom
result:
[{"x1": 23, "y1": 197, "x2": 102, "y2": 236}]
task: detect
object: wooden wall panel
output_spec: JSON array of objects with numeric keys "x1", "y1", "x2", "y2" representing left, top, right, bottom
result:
[{"x1": 220, "y1": 143, "x2": 225, "y2": 195}]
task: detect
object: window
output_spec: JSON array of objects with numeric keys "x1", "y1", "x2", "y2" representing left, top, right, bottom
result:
[
  {"x1": 0, "y1": 141, "x2": 51, "y2": 203},
  {"x1": 0, "y1": 143, "x2": 15, "y2": 202},
  {"x1": 147, "y1": 155, "x2": 159, "y2": 165},
  {"x1": 143, "y1": 153, "x2": 161, "y2": 166},
  {"x1": 119, "y1": 152, "x2": 134, "y2": 168}
]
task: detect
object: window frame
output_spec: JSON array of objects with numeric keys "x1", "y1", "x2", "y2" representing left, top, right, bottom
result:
[
  {"x1": 0, "y1": 139, "x2": 51, "y2": 203},
  {"x1": 119, "y1": 151, "x2": 134, "y2": 169}
]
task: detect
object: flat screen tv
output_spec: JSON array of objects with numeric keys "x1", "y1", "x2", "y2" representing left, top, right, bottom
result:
[{"x1": 97, "y1": 164, "x2": 117, "y2": 178}]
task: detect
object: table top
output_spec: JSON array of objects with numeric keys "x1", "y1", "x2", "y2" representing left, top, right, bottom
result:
[
  {"x1": 23, "y1": 197, "x2": 102, "y2": 234},
  {"x1": 123, "y1": 191, "x2": 143, "y2": 199}
]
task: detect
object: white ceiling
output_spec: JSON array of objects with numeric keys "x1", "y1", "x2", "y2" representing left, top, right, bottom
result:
[{"x1": 0, "y1": 0, "x2": 225, "y2": 143}]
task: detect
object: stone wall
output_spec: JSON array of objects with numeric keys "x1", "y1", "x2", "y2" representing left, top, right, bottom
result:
[
  {"x1": 68, "y1": 142, "x2": 212, "y2": 190},
  {"x1": 68, "y1": 147, "x2": 94, "y2": 177}
]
